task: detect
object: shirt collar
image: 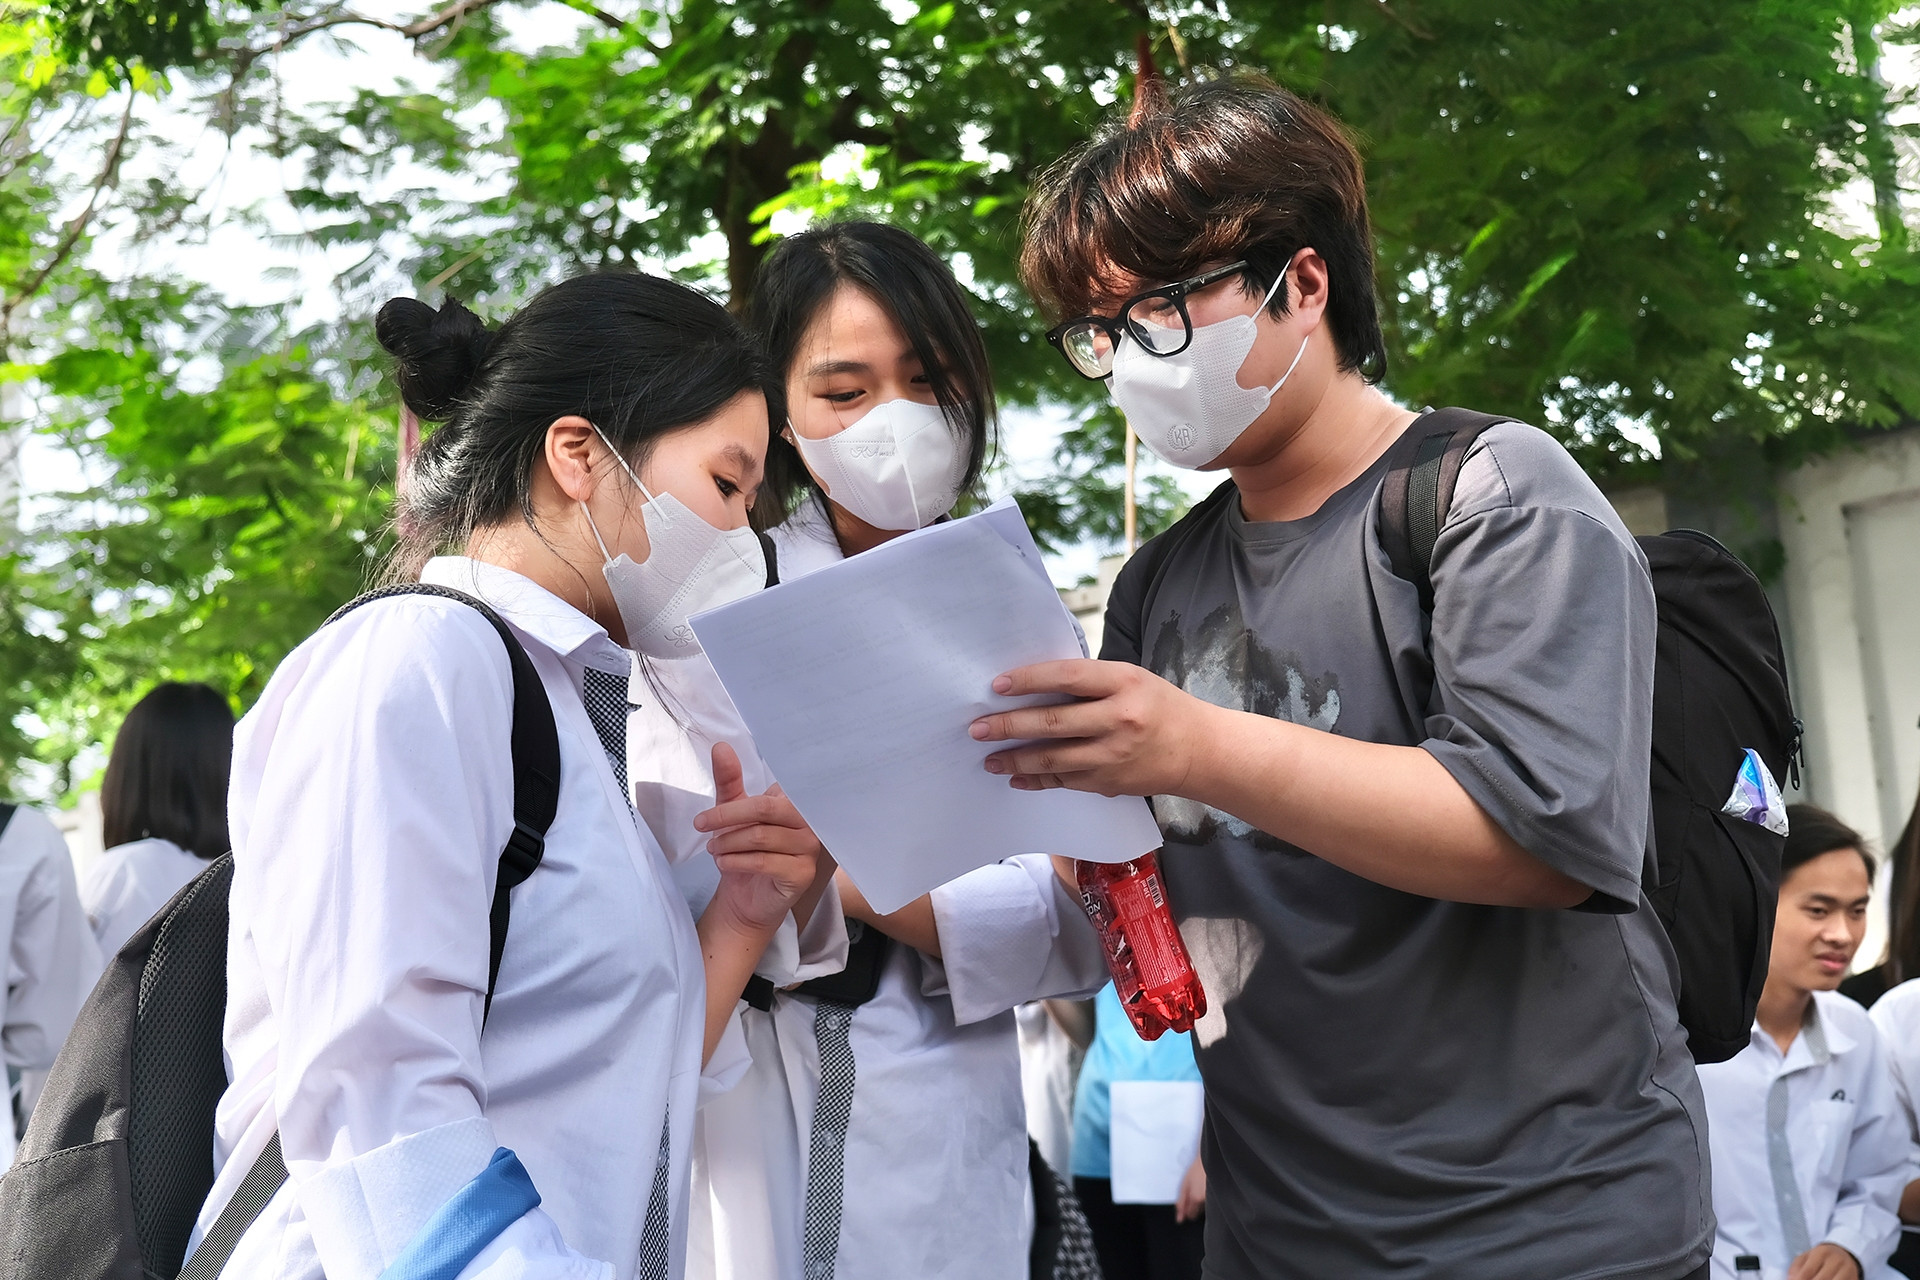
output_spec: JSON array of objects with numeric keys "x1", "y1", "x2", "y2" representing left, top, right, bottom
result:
[
  {"x1": 419, "y1": 556, "x2": 630, "y2": 673},
  {"x1": 1751, "y1": 991, "x2": 1857, "y2": 1074},
  {"x1": 769, "y1": 494, "x2": 847, "y2": 580}
]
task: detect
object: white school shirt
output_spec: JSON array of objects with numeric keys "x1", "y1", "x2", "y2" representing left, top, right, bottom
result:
[
  {"x1": 719, "y1": 496, "x2": 1109, "y2": 1280},
  {"x1": 1867, "y1": 980, "x2": 1920, "y2": 1246},
  {"x1": 628, "y1": 646, "x2": 851, "y2": 1280},
  {"x1": 191, "y1": 557, "x2": 745, "y2": 1280},
  {"x1": 81, "y1": 836, "x2": 211, "y2": 958},
  {"x1": 0, "y1": 804, "x2": 102, "y2": 1168},
  {"x1": 1696, "y1": 990, "x2": 1909, "y2": 1279}
]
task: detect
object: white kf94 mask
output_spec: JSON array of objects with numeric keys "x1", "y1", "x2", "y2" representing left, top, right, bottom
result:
[
  {"x1": 788, "y1": 397, "x2": 969, "y2": 531},
  {"x1": 579, "y1": 426, "x2": 765, "y2": 659},
  {"x1": 1109, "y1": 270, "x2": 1308, "y2": 470}
]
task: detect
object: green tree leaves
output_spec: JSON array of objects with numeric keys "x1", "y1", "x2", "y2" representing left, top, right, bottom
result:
[{"x1": 5, "y1": 0, "x2": 1918, "y2": 796}]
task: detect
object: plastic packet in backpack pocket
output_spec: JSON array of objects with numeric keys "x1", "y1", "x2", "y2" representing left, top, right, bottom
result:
[{"x1": 1722, "y1": 747, "x2": 1789, "y2": 837}]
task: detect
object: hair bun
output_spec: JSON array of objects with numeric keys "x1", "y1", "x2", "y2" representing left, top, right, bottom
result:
[{"x1": 375, "y1": 296, "x2": 493, "y2": 421}]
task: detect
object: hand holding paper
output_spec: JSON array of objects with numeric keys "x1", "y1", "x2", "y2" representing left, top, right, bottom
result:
[
  {"x1": 688, "y1": 499, "x2": 1161, "y2": 913},
  {"x1": 969, "y1": 657, "x2": 1212, "y2": 798}
]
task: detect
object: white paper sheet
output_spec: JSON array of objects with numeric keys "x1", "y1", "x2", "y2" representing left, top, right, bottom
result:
[
  {"x1": 1109, "y1": 1080, "x2": 1205, "y2": 1205},
  {"x1": 688, "y1": 497, "x2": 1162, "y2": 913}
]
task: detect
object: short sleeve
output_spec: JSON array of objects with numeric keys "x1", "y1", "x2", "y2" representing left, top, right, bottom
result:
[
  {"x1": 1420, "y1": 425, "x2": 1655, "y2": 911},
  {"x1": 1098, "y1": 550, "x2": 1154, "y2": 666}
]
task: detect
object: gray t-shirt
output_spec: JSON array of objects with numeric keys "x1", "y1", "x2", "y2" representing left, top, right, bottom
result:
[{"x1": 1101, "y1": 422, "x2": 1710, "y2": 1280}]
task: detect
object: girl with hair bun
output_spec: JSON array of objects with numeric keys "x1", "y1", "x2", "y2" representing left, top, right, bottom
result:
[{"x1": 188, "y1": 270, "x2": 829, "y2": 1280}]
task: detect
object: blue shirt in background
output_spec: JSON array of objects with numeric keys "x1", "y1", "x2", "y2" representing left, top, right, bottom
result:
[{"x1": 1070, "y1": 982, "x2": 1202, "y2": 1179}]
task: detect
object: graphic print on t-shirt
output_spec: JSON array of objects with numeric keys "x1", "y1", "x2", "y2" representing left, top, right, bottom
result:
[{"x1": 1146, "y1": 600, "x2": 1340, "y2": 853}]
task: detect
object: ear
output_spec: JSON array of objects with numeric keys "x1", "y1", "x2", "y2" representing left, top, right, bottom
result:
[
  {"x1": 545, "y1": 416, "x2": 602, "y2": 504},
  {"x1": 1286, "y1": 248, "x2": 1331, "y2": 331}
]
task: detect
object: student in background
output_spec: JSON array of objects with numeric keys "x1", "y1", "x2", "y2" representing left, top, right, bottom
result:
[
  {"x1": 1698, "y1": 804, "x2": 1908, "y2": 1280},
  {"x1": 1862, "y1": 786, "x2": 1920, "y2": 1279},
  {"x1": 81, "y1": 681, "x2": 235, "y2": 956},
  {"x1": 1845, "y1": 785, "x2": 1920, "y2": 1008},
  {"x1": 1069, "y1": 983, "x2": 1204, "y2": 1280},
  {"x1": 0, "y1": 800, "x2": 102, "y2": 1168}
]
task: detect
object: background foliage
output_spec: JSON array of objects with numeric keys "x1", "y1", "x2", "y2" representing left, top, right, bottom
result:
[{"x1": 2, "y1": 0, "x2": 1916, "y2": 795}]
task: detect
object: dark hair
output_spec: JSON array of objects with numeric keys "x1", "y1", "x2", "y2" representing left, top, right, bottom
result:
[
  {"x1": 1020, "y1": 73, "x2": 1388, "y2": 383},
  {"x1": 1881, "y1": 788, "x2": 1920, "y2": 983},
  {"x1": 747, "y1": 222, "x2": 995, "y2": 518},
  {"x1": 101, "y1": 682, "x2": 235, "y2": 859},
  {"x1": 377, "y1": 271, "x2": 784, "y2": 579},
  {"x1": 1782, "y1": 803, "x2": 1876, "y2": 883}
]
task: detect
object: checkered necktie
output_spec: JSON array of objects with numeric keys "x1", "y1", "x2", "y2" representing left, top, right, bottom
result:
[
  {"x1": 581, "y1": 665, "x2": 672, "y2": 1276},
  {"x1": 636, "y1": 1111, "x2": 673, "y2": 1280},
  {"x1": 802, "y1": 999, "x2": 858, "y2": 1280},
  {"x1": 581, "y1": 665, "x2": 634, "y2": 812}
]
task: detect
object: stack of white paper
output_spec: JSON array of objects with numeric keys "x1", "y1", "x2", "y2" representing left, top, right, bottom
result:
[{"x1": 689, "y1": 498, "x2": 1162, "y2": 913}]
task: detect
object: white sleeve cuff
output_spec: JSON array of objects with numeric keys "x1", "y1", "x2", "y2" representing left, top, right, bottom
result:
[
  {"x1": 453, "y1": 1205, "x2": 615, "y2": 1280},
  {"x1": 700, "y1": 1010, "x2": 754, "y2": 1102},
  {"x1": 295, "y1": 1116, "x2": 499, "y2": 1276},
  {"x1": 931, "y1": 859, "x2": 1094, "y2": 1026},
  {"x1": 790, "y1": 883, "x2": 849, "y2": 984},
  {"x1": 749, "y1": 883, "x2": 849, "y2": 987}
]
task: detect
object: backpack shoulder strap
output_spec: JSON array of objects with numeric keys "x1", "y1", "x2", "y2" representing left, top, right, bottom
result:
[
  {"x1": 330, "y1": 584, "x2": 561, "y2": 1019},
  {"x1": 182, "y1": 584, "x2": 560, "y2": 1280},
  {"x1": 1378, "y1": 407, "x2": 1511, "y2": 612},
  {"x1": 0, "y1": 804, "x2": 15, "y2": 840}
]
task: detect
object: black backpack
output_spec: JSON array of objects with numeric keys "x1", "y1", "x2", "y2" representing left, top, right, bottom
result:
[
  {"x1": 0, "y1": 585, "x2": 561, "y2": 1280},
  {"x1": 1376, "y1": 409, "x2": 1799, "y2": 1065},
  {"x1": 1119, "y1": 409, "x2": 1799, "y2": 1067}
]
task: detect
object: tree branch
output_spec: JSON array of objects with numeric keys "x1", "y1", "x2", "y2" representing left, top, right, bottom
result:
[
  {"x1": 1370, "y1": 0, "x2": 1435, "y2": 41},
  {"x1": 223, "y1": 0, "x2": 577, "y2": 90},
  {"x1": 3, "y1": 92, "x2": 135, "y2": 324}
]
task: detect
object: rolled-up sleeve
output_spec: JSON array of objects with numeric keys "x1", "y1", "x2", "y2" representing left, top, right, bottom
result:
[
  {"x1": 237, "y1": 600, "x2": 607, "y2": 1279},
  {"x1": 924, "y1": 856, "x2": 1107, "y2": 1026},
  {"x1": 1421, "y1": 427, "x2": 1655, "y2": 911}
]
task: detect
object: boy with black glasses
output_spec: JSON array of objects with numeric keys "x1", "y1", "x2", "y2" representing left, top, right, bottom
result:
[{"x1": 970, "y1": 75, "x2": 1712, "y2": 1280}]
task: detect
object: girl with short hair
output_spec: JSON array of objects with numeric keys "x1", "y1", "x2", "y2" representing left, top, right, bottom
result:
[{"x1": 83, "y1": 681, "x2": 235, "y2": 956}]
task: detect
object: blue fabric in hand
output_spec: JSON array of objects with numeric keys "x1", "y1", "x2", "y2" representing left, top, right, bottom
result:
[{"x1": 380, "y1": 1147, "x2": 542, "y2": 1280}]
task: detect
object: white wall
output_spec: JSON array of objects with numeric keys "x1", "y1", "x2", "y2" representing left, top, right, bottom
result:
[
  {"x1": 1779, "y1": 428, "x2": 1920, "y2": 849},
  {"x1": 1777, "y1": 427, "x2": 1920, "y2": 967}
]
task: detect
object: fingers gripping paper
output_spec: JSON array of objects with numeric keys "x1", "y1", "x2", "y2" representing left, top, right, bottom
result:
[{"x1": 689, "y1": 499, "x2": 1160, "y2": 913}]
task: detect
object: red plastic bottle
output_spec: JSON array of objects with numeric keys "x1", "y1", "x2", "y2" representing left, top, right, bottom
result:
[{"x1": 1075, "y1": 854, "x2": 1207, "y2": 1040}]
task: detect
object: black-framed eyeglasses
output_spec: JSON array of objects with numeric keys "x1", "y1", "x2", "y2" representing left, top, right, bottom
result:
[{"x1": 1043, "y1": 261, "x2": 1251, "y2": 381}]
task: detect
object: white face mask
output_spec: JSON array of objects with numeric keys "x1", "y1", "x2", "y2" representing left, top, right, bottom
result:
[
  {"x1": 579, "y1": 427, "x2": 766, "y2": 659},
  {"x1": 1109, "y1": 271, "x2": 1308, "y2": 470},
  {"x1": 788, "y1": 398, "x2": 969, "y2": 531}
]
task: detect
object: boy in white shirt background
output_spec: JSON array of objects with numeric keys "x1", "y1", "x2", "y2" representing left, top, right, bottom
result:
[
  {"x1": 0, "y1": 801, "x2": 101, "y2": 1169},
  {"x1": 1697, "y1": 804, "x2": 1912, "y2": 1280}
]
